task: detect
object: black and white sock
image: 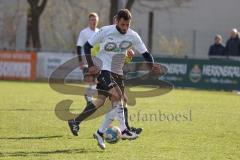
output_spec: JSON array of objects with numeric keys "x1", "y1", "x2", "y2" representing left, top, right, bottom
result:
[
  {"x1": 75, "y1": 102, "x2": 97, "y2": 125},
  {"x1": 124, "y1": 107, "x2": 131, "y2": 130}
]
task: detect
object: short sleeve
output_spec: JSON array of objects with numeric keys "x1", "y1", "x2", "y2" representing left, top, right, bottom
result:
[
  {"x1": 76, "y1": 31, "x2": 86, "y2": 47},
  {"x1": 88, "y1": 27, "x2": 105, "y2": 46},
  {"x1": 133, "y1": 33, "x2": 148, "y2": 54}
]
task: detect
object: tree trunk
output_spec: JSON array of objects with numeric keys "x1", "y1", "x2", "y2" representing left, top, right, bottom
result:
[
  {"x1": 26, "y1": 9, "x2": 32, "y2": 48},
  {"x1": 109, "y1": 0, "x2": 135, "y2": 24},
  {"x1": 32, "y1": 13, "x2": 41, "y2": 49},
  {"x1": 125, "y1": 0, "x2": 135, "y2": 10},
  {"x1": 26, "y1": 0, "x2": 47, "y2": 51},
  {"x1": 109, "y1": 0, "x2": 119, "y2": 24}
]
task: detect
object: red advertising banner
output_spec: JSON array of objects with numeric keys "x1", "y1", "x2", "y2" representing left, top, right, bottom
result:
[{"x1": 0, "y1": 50, "x2": 36, "y2": 80}]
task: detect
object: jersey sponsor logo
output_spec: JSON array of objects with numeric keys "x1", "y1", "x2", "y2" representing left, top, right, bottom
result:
[
  {"x1": 104, "y1": 41, "x2": 132, "y2": 52},
  {"x1": 119, "y1": 41, "x2": 132, "y2": 49},
  {"x1": 104, "y1": 42, "x2": 117, "y2": 51}
]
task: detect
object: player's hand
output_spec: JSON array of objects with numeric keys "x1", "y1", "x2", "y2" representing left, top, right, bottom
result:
[
  {"x1": 79, "y1": 62, "x2": 84, "y2": 69},
  {"x1": 151, "y1": 63, "x2": 165, "y2": 76},
  {"x1": 127, "y1": 49, "x2": 134, "y2": 58},
  {"x1": 88, "y1": 65, "x2": 99, "y2": 75}
]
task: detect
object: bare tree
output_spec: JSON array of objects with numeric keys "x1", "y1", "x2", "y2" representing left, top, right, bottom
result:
[
  {"x1": 109, "y1": 0, "x2": 135, "y2": 24},
  {"x1": 109, "y1": 0, "x2": 118, "y2": 24},
  {"x1": 2, "y1": 14, "x2": 17, "y2": 49},
  {"x1": 0, "y1": 0, "x2": 23, "y2": 49},
  {"x1": 137, "y1": 0, "x2": 191, "y2": 11},
  {"x1": 109, "y1": 0, "x2": 190, "y2": 24},
  {"x1": 160, "y1": 35, "x2": 187, "y2": 55},
  {"x1": 39, "y1": 0, "x2": 112, "y2": 52},
  {"x1": 26, "y1": 0, "x2": 47, "y2": 50},
  {"x1": 125, "y1": 0, "x2": 135, "y2": 10},
  {"x1": 41, "y1": 0, "x2": 91, "y2": 52}
]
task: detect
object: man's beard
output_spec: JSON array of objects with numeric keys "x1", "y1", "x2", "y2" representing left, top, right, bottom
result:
[{"x1": 116, "y1": 25, "x2": 127, "y2": 34}]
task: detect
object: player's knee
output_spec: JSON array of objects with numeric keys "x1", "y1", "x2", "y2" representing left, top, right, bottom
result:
[
  {"x1": 111, "y1": 95, "x2": 121, "y2": 102},
  {"x1": 109, "y1": 87, "x2": 122, "y2": 100}
]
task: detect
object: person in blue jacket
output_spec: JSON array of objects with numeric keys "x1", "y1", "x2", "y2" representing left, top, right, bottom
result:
[{"x1": 208, "y1": 34, "x2": 226, "y2": 56}]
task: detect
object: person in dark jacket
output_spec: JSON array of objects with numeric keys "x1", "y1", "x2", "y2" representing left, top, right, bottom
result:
[
  {"x1": 225, "y1": 28, "x2": 240, "y2": 56},
  {"x1": 208, "y1": 34, "x2": 226, "y2": 56}
]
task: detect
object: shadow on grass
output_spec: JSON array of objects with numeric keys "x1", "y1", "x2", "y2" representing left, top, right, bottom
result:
[
  {"x1": 0, "y1": 148, "x2": 103, "y2": 157},
  {"x1": 0, "y1": 135, "x2": 63, "y2": 140}
]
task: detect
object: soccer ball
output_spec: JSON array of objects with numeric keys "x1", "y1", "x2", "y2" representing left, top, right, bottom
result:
[{"x1": 103, "y1": 126, "x2": 122, "y2": 144}]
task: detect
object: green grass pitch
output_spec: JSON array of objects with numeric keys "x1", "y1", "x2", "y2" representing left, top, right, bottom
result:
[{"x1": 0, "y1": 81, "x2": 240, "y2": 160}]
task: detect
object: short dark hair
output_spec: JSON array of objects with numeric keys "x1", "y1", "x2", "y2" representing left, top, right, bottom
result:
[{"x1": 117, "y1": 9, "x2": 132, "y2": 21}]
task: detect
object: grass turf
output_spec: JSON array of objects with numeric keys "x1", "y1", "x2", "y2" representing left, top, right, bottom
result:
[{"x1": 0, "y1": 81, "x2": 240, "y2": 160}]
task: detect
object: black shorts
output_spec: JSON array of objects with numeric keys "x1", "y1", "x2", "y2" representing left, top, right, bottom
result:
[{"x1": 96, "y1": 70, "x2": 124, "y2": 97}]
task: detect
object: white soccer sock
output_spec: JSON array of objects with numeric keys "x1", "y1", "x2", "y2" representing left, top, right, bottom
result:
[
  {"x1": 86, "y1": 96, "x2": 93, "y2": 102},
  {"x1": 114, "y1": 101, "x2": 127, "y2": 131},
  {"x1": 98, "y1": 108, "x2": 116, "y2": 133},
  {"x1": 85, "y1": 84, "x2": 97, "y2": 102}
]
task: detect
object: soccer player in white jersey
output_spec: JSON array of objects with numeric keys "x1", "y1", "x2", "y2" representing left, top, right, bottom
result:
[
  {"x1": 68, "y1": 9, "x2": 162, "y2": 149},
  {"x1": 110, "y1": 15, "x2": 143, "y2": 135},
  {"x1": 76, "y1": 12, "x2": 99, "y2": 103},
  {"x1": 77, "y1": 13, "x2": 141, "y2": 135}
]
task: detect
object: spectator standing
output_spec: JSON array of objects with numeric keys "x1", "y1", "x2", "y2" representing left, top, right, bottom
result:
[
  {"x1": 225, "y1": 28, "x2": 240, "y2": 56},
  {"x1": 208, "y1": 34, "x2": 225, "y2": 56}
]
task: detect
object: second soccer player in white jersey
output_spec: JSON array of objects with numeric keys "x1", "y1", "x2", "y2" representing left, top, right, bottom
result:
[
  {"x1": 68, "y1": 9, "x2": 162, "y2": 149},
  {"x1": 76, "y1": 12, "x2": 99, "y2": 103}
]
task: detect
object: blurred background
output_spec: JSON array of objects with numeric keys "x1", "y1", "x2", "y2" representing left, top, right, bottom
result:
[
  {"x1": 0, "y1": 0, "x2": 240, "y2": 90},
  {"x1": 0, "y1": 0, "x2": 240, "y2": 56}
]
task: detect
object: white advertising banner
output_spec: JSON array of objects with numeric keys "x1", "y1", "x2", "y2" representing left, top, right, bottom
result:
[{"x1": 37, "y1": 52, "x2": 83, "y2": 80}]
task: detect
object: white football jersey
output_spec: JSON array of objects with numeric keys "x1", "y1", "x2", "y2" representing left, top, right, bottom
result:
[
  {"x1": 88, "y1": 25, "x2": 148, "y2": 75},
  {"x1": 76, "y1": 27, "x2": 99, "y2": 55}
]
